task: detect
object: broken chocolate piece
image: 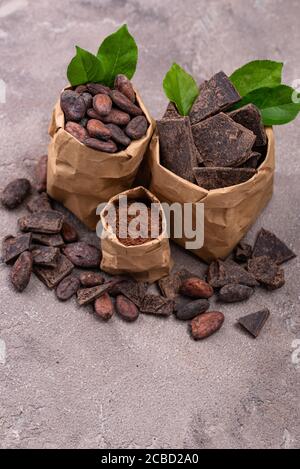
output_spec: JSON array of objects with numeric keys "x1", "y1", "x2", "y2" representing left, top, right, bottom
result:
[
  {"x1": 56, "y1": 275, "x2": 80, "y2": 301},
  {"x1": 240, "y1": 152, "x2": 261, "y2": 169},
  {"x1": 207, "y1": 259, "x2": 258, "y2": 288},
  {"x1": 189, "y1": 71, "x2": 240, "y2": 125},
  {"x1": 247, "y1": 256, "x2": 285, "y2": 290},
  {"x1": 27, "y1": 193, "x2": 52, "y2": 213},
  {"x1": 118, "y1": 280, "x2": 148, "y2": 307},
  {"x1": 218, "y1": 283, "x2": 253, "y2": 303},
  {"x1": 62, "y1": 242, "x2": 101, "y2": 269},
  {"x1": 77, "y1": 281, "x2": 115, "y2": 306},
  {"x1": 193, "y1": 167, "x2": 256, "y2": 190},
  {"x1": 2, "y1": 233, "x2": 32, "y2": 264},
  {"x1": 10, "y1": 251, "x2": 33, "y2": 292},
  {"x1": 192, "y1": 113, "x2": 256, "y2": 168},
  {"x1": 238, "y1": 308, "x2": 270, "y2": 338},
  {"x1": 140, "y1": 294, "x2": 173, "y2": 316},
  {"x1": 252, "y1": 228, "x2": 296, "y2": 264},
  {"x1": 228, "y1": 104, "x2": 267, "y2": 147},
  {"x1": 31, "y1": 233, "x2": 64, "y2": 247},
  {"x1": 162, "y1": 102, "x2": 180, "y2": 119},
  {"x1": 175, "y1": 299, "x2": 209, "y2": 320},
  {"x1": 157, "y1": 116, "x2": 199, "y2": 182},
  {"x1": 234, "y1": 241, "x2": 252, "y2": 263},
  {"x1": 18, "y1": 210, "x2": 63, "y2": 234},
  {"x1": 158, "y1": 273, "x2": 181, "y2": 299},
  {"x1": 34, "y1": 254, "x2": 74, "y2": 289},
  {"x1": 31, "y1": 246, "x2": 60, "y2": 267}
]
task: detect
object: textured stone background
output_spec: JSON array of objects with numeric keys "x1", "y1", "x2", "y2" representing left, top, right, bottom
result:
[{"x1": 0, "y1": 0, "x2": 300, "y2": 449}]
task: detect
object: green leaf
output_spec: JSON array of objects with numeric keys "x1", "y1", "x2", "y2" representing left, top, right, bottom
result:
[
  {"x1": 233, "y1": 85, "x2": 300, "y2": 125},
  {"x1": 67, "y1": 46, "x2": 103, "y2": 86},
  {"x1": 163, "y1": 63, "x2": 199, "y2": 116},
  {"x1": 97, "y1": 24, "x2": 138, "y2": 88},
  {"x1": 230, "y1": 60, "x2": 283, "y2": 96}
]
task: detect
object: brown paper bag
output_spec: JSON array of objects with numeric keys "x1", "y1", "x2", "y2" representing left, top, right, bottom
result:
[
  {"x1": 148, "y1": 127, "x2": 275, "y2": 263},
  {"x1": 47, "y1": 88, "x2": 155, "y2": 230},
  {"x1": 100, "y1": 186, "x2": 173, "y2": 282}
]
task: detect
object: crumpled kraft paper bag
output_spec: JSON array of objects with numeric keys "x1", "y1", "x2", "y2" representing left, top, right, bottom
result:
[
  {"x1": 148, "y1": 127, "x2": 275, "y2": 263},
  {"x1": 47, "y1": 88, "x2": 155, "y2": 230},
  {"x1": 100, "y1": 186, "x2": 173, "y2": 283}
]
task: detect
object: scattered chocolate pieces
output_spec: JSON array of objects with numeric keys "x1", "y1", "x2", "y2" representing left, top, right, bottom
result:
[
  {"x1": 2, "y1": 233, "x2": 32, "y2": 264},
  {"x1": 193, "y1": 167, "x2": 256, "y2": 190},
  {"x1": 140, "y1": 294, "x2": 174, "y2": 316},
  {"x1": 94, "y1": 293, "x2": 114, "y2": 320},
  {"x1": 207, "y1": 259, "x2": 258, "y2": 288},
  {"x1": 190, "y1": 311, "x2": 225, "y2": 340},
  {"x1": 31, "y1": 246, "x2": 60, "y2": 267},
  {"x1": 234, "y1": 241, "x2": 252, "y2": 263},
  {"x1": 175, "y1": 299, "x2": 209, "y2": 320},
  {"x1": 248, "y1": 255, "x2": 285, "y2": 290},
  {"x1": 31, "y1": 233, "x2": 64, "y2": 247},
  {"x1": 218, "y1": 283, "x2": 254, "y2": 303},
  {"x1": 228, "y1": 103, "x2": 267, "y2": 147},
  {"x1": 158, "y1": 273, "x2": 181, "y2": 299},
  {"x1": 252, "y1": 228, "x2": 296, "y2": 264},
  {"x1": 118, "y1": 280, "x2": 148, "y2": 307},
  {"x1": 180, "y1": 277, "x2": 214, "y2": 299},
  {"x1": 157, "y1": 117, "x2": 198, "y2": 182},
  {"x1": 116, "y1": 294, "x2": 139, "y2": 322},
  {"x1": 56, "y1": 275, "x2": 80, "y2": 301},
  {"x1": 238, "y1": 308, "x2": 270, "y2": 338},
  {"x1": 34, "y1": 254, "x2": 74, "y2": 289},
  {"x1": 63, "y1": 242, "x2": 101, "y2": 268},
  {"x1": 79, "y1": 271, "x2": 105, "y2": 287},
  {"x1": 189, "y1": 71, "x2": 241, "y2": 125},
  {"x1": 77, "y1": 281, "x2": 115, "y2": 306},
  {"x1": 191, "y1": 113, "x2": 256, "y2": 168},
  {"x1": 10, "y1": 251, "x2": 33, "y2": 292},
  {"x1": 18, "y1": 210, "x2": 63, "y2": 234},
  {"x1": 1, "y1": 178, "x2": 31, "y2": 209},
  {"x1": 27, "y1": 193, "x2": 52, "y2": 213}
]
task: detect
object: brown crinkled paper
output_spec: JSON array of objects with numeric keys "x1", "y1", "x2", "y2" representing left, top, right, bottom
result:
[
  {"x1": 47, "y1": 87, "x2": 155, "y2": 230},
  {"x1": 100, "y1": 186, "x2": 173, "y2": 283},
  {"x1": 148, "y1": 127, "x2": 275, "y2": 263}
]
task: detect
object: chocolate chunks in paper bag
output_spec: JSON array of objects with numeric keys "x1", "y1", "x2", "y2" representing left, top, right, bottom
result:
[
  {"x1": 157, "y1": 117, "x2": 198, "y2": 182},
  {"x1": 193, "y1": 167, "x2": 256, "y2": 190},
  {"x1": 191, "y1": 113, "x2": 256, "y2": 167},
  {"x1": 228, "y1": 104, "x2": 267, "y2": 147},
  {"x1": 189, "y1": 71, "x2": 241, "y2": 125}
]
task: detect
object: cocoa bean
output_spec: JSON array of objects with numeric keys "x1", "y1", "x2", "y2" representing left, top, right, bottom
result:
[
  {"x1": 116, "y1": 295, "x2": 139, "y2": 322},
  {"x1": 180, "y1": 277, "x2": 214, "y2": 299},
  {"x1": 10, "y1": 251, "x2": 33, "y2": 292},
  {"x1": 27, "y1": 193, "x2": 52, "y2": 213},
  {"x1": 75, "y1": 85, "x2": 88, "y2": 94},
  {"x1": 84, "y1": 138, "x2": 117, "y2": 153},
  {"x1": 87, "y1": 119, "x2": 112, "y2": 140},
  {"x1": 79, "y1": 271, "x2": 105, "y2": 287},
  {"x1": 218, "y1": 283, "x2": 254, "y2": 303},
  {"x1": 125, "y1": 116, "x2": 148, "y2": 140},
  {"x1": 87, "y1": 108, "x2": 102, "y2": 120},
  {"x1": 110, "y1": 90, "x2": 143, "y2": 116},
  {"x1": 1, "y1": 178, "x2": 31, "y2": 209},
  {"x1": 94, "y1": 293, "x2": 114, "y2": 320},
  {"x1": 106, "y1": 124, "x2": 131, "y2": 147},
  {"x1": 175, "y1": 299, "x2": 209, "y2": 320},
  {"x1": 81, "y1": 92, "x2": 93, "y2": 109},
  {"x1": 65, "y1": 121, "x2": 89, "y2": 143},
  {"x1": 190, "y1": 311, "x2": 224, "y2": 340},
  {"x1": 80, "y1": 117, "x2": 89, "y2": 127},
  {"x1": 62, "y1": 242, "x2": 101, "y2": 268},
  {"x1": 114, "y1": 74, "x2": 135, "y2": 102},
  {"x1": 61, "y1": 221, "x2": 78, "y2": 243},
  {"x1": 93, "y1": 94, "x2": 112, "y2": 116},
  {"x1": 31, "y1": 246, "x2": 60, "y2": 267},
  {"x1": 35, "y1": 155, "x2": 48, "y2": 193},
  {"x1": 2, "y1": 233, "x2": 32, "y2": 264},
  {"x1": 56, "y1": 275, "x2": 80, "y2": 301},
  {"x1": 18, "y1": 211, "x2": 64, "y2": 234},
  {"x1": 60, "y1": 90, "x2": 86, "y2": 122},
  {"x1": 86, "y1": 83, "x2": 111, "y2": 96},
  {"x1": 101, "y1": 108, "x2": 131, "y2": 126},
  {"x1": 34, "y1": 254, "x2": 74, "y2": 289}
]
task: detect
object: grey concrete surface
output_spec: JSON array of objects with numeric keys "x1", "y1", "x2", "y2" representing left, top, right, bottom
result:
[{"x1": 0, "y1": 0, "x2": 300, "y2": 449}]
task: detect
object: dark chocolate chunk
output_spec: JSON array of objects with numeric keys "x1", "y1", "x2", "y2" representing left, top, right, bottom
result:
[
  {"x1": 10, "y1": 251, "x2": 33, "y2": 292},
  {"x1": 1, "y1": 178, "x2": 31, "y2": 209},
  {"x1": 158, "y1": 273, "x2": 181, "y2": 299},
  {"x1": 118, "y1": 280, "x2": 148, "y2": 307},
  {"x1": 94, "y1": 293, "x2": 115, "y2": 320},
  {"x1": 61, "y1": 221, "x2": 78, "y2": 243},
  {"x1": 157, "y1": 116, "x2": 199, "y2": 182},
  {"x1": 234, "y1": 241, "x2": 252, "y2": 263},
  {"x1": 18, "y1": 210, "x2": 63, "y2": 234},
  {"x1": 207, "y1": 259, "x2": 258, "y2": 288},
  {"x1": 175, "y1": 299, "x2": 209, "y2": 320},
  {"x1": 79, "y1": 271, "x2": 105, "y2": 287},
  {"x1": 228, "y1": 104, "x2": 267, "y2": 147},
  {"x1": 252, "y1": 228, "x2": 296, "y2": 265},
  {"x1": 56, "y1": 275, "x2": 80, "y2": 301},
  {"x1": 189, "y1": 71, "x2": 241, "y2": 125},
  {"x1": 191, "y1": 113, "x2": 256, "y2": 168},
  {"x1": 62, "y1": 242, "x2": 101, "y2": 269},
  {"x1": 193, "y1": 167, "x2": 256, "y2": 190},
  {"x1": 218, "y1": 283, "x2": 254, "y2": 303},
  {"x1": 31, "y1": 233, "x2": 64, "y2": 247},
  {"x1": 116, "y1": 295, "x2": 139, "y2": 322},
  {"x1": 34, "y1": 254, "x2": 74, "y2": 289},
  {"x1": 240, "y1": 151, "x2": 261, "y2": 169},
  {"x1": 238, "y1": 308, "x2": 270, "y2": 338},
  {"x1": 77, "y1": 281, "x2": 116, "y2": 306},
  {"x1": 31, "y1": 246, "x2": 60, "y2": 267},
  {"x1": 162, "y1": 102, "x2": 180, "y2": 119},
  {"x1": 27, "y1": 193, "x2": 52, "y2": 213},
  {"x1": 2, "y1": 233, "x2": 32, "y2": 264},
  {"x1": 247, "y1": 256, "x2": 285, "y2": 290},
  {"x1": 140, "y1": 294, "x2": 173, "y2": 316}
]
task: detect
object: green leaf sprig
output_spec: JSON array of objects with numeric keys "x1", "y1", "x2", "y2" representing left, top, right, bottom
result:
[
  {"x1": 162, "y1": 63, "x2": 199, "y2": 116},
  {"x1": 67, "y1": 24, "x2": 138, "y2": 88}
]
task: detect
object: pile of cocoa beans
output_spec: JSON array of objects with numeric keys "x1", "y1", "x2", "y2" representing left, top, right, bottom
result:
[{"x1": 60, "y1": 75, "x2": 149, "y2": 153}]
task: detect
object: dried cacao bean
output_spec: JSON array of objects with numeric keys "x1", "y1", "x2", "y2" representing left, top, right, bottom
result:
[
  {"x1": 86, "y1": 83, "x2": 111, "y2": 96},
  {"x1": 94, "y1": 293, "x2": 114, "y2": 320},
  {"x1": 114, "y1": 74, "x2": 135, "y2": 102},
  {"x1": 175, "y1": 299, "x2": 209, "y2": 320},
  {"x1": 218, "y1": 283, "x2": 254, "y2": 303},
  {"x1": 56, "y1": 275, "x2": 80, "y2": 301},
  {"x1": 100, "y1": 108, "x2": 131, "y2": 126},
  {"x1": 65, "y1": 121, "x2": 88, "y2": 143},
  {"x1": 75, "y1": 85, "x2": 88, "y2": 94},
  {"x1": 1, "y1": 178, "x2": 31, "y2": 209},
  {"x1": 84, "y1": 138, "x2": 117, "y2": 153},
  {"x1": 125, "y1": 116, "x2": 148, "y2": 140},
  {"x1": 61, "y1": 221, "x2": 78, "y2": 243},
  {"x1": 60, "y1": 90, "x2": 86, "y2": 122},
  {"x1": 79, "y1": 271, "x2": 105, "y2": 287},
  {"x1": 62, "y1": 242, "x2": 101, "y2": 268},
  {"x1": 10, "y1": 251, "x2": 33, "y2": 292},
  {"x1": 116, "y1": 295, "x2": 139, "y2": 322},
  {"x1": 93, "y1": 94, "x2": 112, "y2": 116},
  {"x1": 180, "y1": 277, "x2": 214, "y2": 299},
  {"x1": 87, "y1": 119, "x2": 112, "y2": 140},
  {"x1": 190, "y1": 311, "x2": 224, "y2": 340},
  {"x1": 110, "y1": 90, "x2": 143, "y2": 116},
  {"x1": 81, "y1": 92, "x2": 93, "y2": 109},
  {"x1": 35, "y1": 155, "x2": 48, "y2": 192},
  {"x1": 106, "y1": 124, "x2": 131, "y2": 147}
]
